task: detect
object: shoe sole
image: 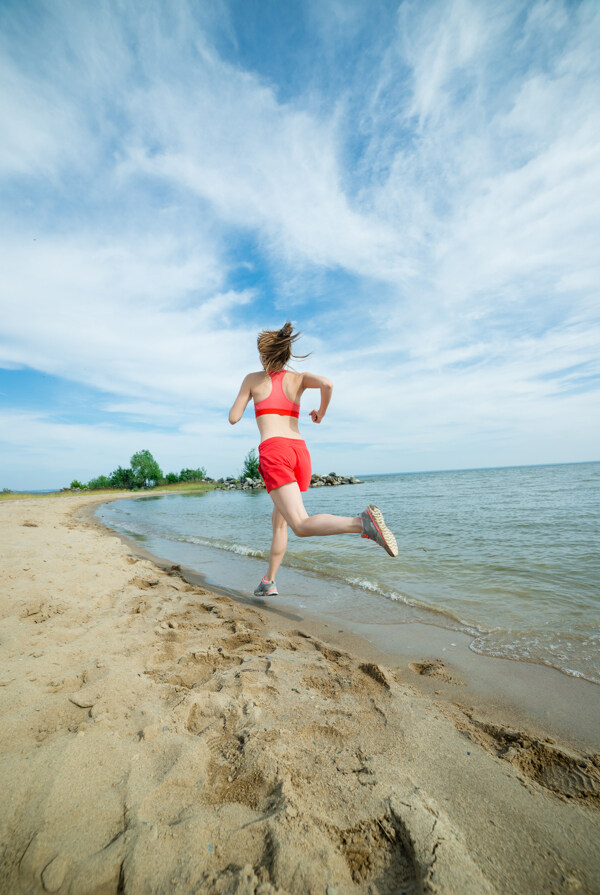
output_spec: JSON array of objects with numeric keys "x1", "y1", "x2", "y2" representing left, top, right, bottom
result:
[{"x1": 367, "y1": 505, "x2": 398, "y2": 557}]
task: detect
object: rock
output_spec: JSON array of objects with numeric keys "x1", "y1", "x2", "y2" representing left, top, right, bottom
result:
[
  {"x1": 308, "y1": 471, "x2": 360, "y2": 487},
  {"x1": 216, "y1": 470, "x2": 356, "y2": 490}
]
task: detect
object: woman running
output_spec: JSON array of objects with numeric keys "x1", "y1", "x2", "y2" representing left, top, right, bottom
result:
[{"x1": 228, "y1": 321, "x2": 398, "y2": 596}]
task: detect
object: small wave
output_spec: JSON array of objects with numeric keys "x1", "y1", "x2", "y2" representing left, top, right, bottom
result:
[
  {"x1": 470, "y1": 634, "x2": 600, "y2": 685},
  {"x1": 344, "y1": 577, "x2": 486, "y2": 637},
  {"x1": 215, "y1": 541, "x2": 266, "y2": 559},
  {"x1": 168, "y1": 534, "x2": 266, "y2": 559},
  {"x1": 345, "y1": 576, "x2": 423, "y2": 609},
  {"x1": 346, "y1": 576, "x2": 398, "y2": 597}
]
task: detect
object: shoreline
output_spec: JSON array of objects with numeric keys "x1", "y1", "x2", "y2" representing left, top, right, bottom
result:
[
  {"x1": 1, "y1": 492, "x2": 599, "y2": 894},
  {"x1": 94, "y1": 479, "x2": 600, "y2": 691},
  {"x1": 91, "y1": 494, "x2": 600, "y2": 752}
]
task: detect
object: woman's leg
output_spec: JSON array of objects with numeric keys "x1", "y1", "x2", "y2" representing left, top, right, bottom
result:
[
  {"x1": 265, "y1": 506, "x2": 288, "y2": 581},
  {"x1": 270, "y1": 481, "x2": 362, "y2": 537}
]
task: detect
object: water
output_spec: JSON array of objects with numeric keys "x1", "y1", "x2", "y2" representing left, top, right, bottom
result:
[{"x1": 96, "y1": 462, "x2": 600, "y2": 684}]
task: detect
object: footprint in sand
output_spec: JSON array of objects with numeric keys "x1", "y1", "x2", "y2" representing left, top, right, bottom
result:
[
  {"x1": 339, "y1": 813, "x2": 417, "y2": 891},
  {"x1": 408, "y1": 658, "x2": 464, "y2": 686},
  {"x1": 359, "y1": 662, "x2": 392, "y2": 690},
  {"x1": 219, "y1": 630, "x2": 277, "y2": 654},
  {"x1": 149, "y1": 650, "x2": 244, "y2": 690},
  {"x1": 129, "y1": 577, "x2": 159, "y2": 589},
  {"x1": 199, "y1": 720, "x2": 284, "y2": 816},
  {"x1": 453, "y1": 708, "x2": 600, "y2": 804}
]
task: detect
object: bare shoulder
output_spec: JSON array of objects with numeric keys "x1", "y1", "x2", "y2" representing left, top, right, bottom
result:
[{"x1": 245, "y1": 370, "x2": 268, "y2": 397}]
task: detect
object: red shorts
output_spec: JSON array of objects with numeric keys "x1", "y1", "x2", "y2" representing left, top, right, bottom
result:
[{"x1": 258, "y1": 437, "x2": 312, "y2": 493}]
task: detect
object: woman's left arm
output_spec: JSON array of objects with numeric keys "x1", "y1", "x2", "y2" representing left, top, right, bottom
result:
[
  {"x1": 229, "y1": 375, "x2": 253, "y2": 424},
  {"x1": 301, "y1": 372, "x2": 333, "y2": 424}
]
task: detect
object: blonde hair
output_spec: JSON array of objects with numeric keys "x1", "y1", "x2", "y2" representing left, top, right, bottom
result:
[{"x1": 257, "y1": 321, "x2": 309, "y2": 373}]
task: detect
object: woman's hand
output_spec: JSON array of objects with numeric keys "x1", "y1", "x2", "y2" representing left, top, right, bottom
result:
[{"x1": 310, "y1": 409, "x2": 324, "y2": 424}]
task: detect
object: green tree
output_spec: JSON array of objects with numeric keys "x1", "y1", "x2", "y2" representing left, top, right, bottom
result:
[
  {"x1": 86, "y1": 475, "x2": 111, "y2": 490},
  {"x1": 69, "y1": 480, "x2": 86, "y2": 490},
  {"x1": 165, "y1": 472, "x2": 179, "y2": 484},
  {"x1": 179, "y1": 466, "x2": 207, "y2": 482},
  {"x1": 241, "y1": 449, "x2": 260, "y2": 480},
  {"x1": 109, "y1": 466, "x2": 135, "y2": 489},
  {"x1": 130, "y1": 450, "x2": 163, "y2": 488}
]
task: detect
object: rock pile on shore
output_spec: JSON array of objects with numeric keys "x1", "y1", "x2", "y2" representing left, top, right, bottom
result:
[
  {"x1": 310, "y1": 472, "x2": 361, "y2": 487},
  {"x1": 216, "y1": 476, "x2": 264, "y2": 491},
  {"x1": 215, "y1": 472, "x2": 361, "y2": 491}
]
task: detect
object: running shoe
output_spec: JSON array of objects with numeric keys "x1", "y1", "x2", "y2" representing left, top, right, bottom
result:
[
  {"x1": 359, "y1": 505, "x2": 398, "y2": 557},
  {"x1": 254, "y1": 577, "x2": 278, "y2": 596}
]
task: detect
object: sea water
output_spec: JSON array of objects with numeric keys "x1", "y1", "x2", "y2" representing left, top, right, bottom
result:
[{"x1": 96, "y1": 462, "x2": 600, "y2": 684}]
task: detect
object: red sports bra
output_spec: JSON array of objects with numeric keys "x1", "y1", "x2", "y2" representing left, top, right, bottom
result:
[{"x1": 254, "y1": 370, "x2": 300, "y2": 418}]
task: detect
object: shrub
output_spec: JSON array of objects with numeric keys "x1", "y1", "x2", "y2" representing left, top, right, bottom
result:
[
  {"x1": 109, "y1": 466, "x2": 135, "y2": 489},
  {"x1": 165, "y1": 472, "x2": 179, "y2": 484},
  {"x1": 86, "y1": 475, "x2": 111, "y2": 490},
  {"x1": 241, "y1": 449, "x2": 260, "y2": 480},
  {"x1": 178, "y1": 467, "x2": 207, "y2": 482}
]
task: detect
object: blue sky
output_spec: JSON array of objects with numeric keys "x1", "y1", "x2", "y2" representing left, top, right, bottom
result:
[{"x1": 1, "y1": 0, "x2": 599, "y2": 489}]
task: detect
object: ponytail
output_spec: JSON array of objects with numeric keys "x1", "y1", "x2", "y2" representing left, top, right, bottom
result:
[{"x1": 257, "y1": 321, "x2": 310, "y2": 372}]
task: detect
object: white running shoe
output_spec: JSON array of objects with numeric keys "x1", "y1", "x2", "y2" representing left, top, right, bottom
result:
[
  {"x1": 254, "y1": 577, "x2": 278, "y2": 596},
  {"x1": 359, "y1": 505, "x2": 398, "y2": 557}
]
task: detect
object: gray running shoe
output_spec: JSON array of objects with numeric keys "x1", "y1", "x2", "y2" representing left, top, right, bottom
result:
[
  {"x1": 254, "y1": 577, "x2": 278, "y2": 596},
  {"x1": 360, "y1": 505, "x2": 398, "y2": 557}
]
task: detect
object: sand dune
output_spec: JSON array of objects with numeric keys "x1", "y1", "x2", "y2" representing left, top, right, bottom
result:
[{"x1": 0, "y1": 494, "x2": 599, "y2": 894}]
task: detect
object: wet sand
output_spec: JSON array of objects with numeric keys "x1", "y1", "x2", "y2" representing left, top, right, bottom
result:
[
  {"x1": 95, "y1": 507, "x2": 600, "y2": 753},
  {"x1": 1, "y1": 492, "x2": 599, "y2": 894}
]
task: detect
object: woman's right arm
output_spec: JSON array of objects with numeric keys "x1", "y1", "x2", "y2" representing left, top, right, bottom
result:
[
  {"x1": 229, "y1": 374, "x2": 253, "y2": 424},
  {"x1": 301, "y1": 372, "x2": 333, "y2": 424}
]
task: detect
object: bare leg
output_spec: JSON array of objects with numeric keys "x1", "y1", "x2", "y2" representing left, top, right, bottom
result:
[
  {"x1": 266, "y1": 506, "x2": 288, "y2": 581},
  {"x1": 270, "y1": 481, "x2": 362, "y2": 537}
]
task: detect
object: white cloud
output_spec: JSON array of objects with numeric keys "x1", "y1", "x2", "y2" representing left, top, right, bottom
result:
[
  {"x1": 0, "y1": 225, "x2": 264, "y2": 406},
  {"x1": 115, "y1": 69, "x2": 406, "y2": 280}
]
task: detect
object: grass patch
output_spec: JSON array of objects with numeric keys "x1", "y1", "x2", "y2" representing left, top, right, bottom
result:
[
  {"x1": 148, "y1": 481, "x2": 216, "y2": 493},
  {"x1": 0, "y1": 482, "x2": 216, "y2": 501}
]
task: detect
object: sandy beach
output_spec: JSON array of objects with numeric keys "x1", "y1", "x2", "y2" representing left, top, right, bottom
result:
[{"x1": 1, "y1": 493, "x2": 599, "y2": 895}]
